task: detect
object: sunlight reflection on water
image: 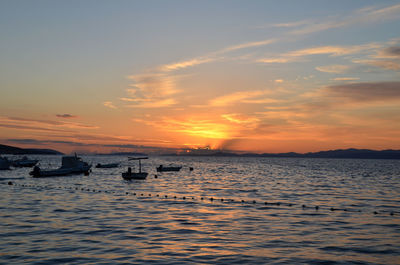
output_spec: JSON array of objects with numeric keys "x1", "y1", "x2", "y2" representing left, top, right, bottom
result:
[{"x1": 1, "y1": 156, "x2": 399, "y2": 264}]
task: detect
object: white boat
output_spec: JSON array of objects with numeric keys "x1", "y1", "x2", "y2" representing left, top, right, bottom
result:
[
  {"x1": 30, "y1": 154, "x2": 91, "y2": 178},
  {"x1": 122, "y1": 157, "x2": 148, "y2": 180},
  {"x1": 0, "y1": 156, "x2": 11, "y2": 170},
  {"x1": 12, "y1": 156, "x2": 39, "y2": 167}
]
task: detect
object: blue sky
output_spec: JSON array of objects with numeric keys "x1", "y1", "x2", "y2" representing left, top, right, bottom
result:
[{"x1": 1, "y1": 1, "x2": 399, "y2": 153}]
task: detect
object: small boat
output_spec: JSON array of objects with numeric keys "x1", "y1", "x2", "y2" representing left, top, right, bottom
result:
[
  {"x1": 12, "y1": 156, "x2": 39, "y2": 167},
  {"x1": 122, "y1": 157, "x2": 148, "y2": 180},
  {"x1": 30, "y1": 154, "x2": 91, "y2": 178},
  {"x1": 156, "y1": 164, "x2": 182, "y2": 172},
  {"x1": 0, "y1": 156, "x2": 11, "y2": 170},
  {"x1": 95, "y1": 162, "x2": 119, "y2": 168}
]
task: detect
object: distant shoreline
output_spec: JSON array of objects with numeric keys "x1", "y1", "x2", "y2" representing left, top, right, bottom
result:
[{"x1": 1, "y1": 143, "x2": 399, "y2": 159}]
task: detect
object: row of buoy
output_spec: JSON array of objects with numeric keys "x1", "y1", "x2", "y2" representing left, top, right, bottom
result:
[{"x1": 3, "y1": 181, "x2": 397, "y2": 217}]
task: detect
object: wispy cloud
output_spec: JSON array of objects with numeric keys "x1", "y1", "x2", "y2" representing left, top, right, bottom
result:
[
  {"x1": 126, "y1": 98, "x2": 176, "y2": 108},
  {"x1": 316, "y1": 64, "x2": 351, "y2": 73},
  {"x1": 287, "y1": 3, "x2": 400, "y2": 35},
  {"x1": 127, "y1": 73, "x2": 181, "y2": 98},
  {"x1": 221, "y1": 113, "x2": 259, "y2": 127},
  {"x1": 324, "y1": 81, "x2": 400, "y2": 102},
  {"x1": 353, "y1": 58, "x2": 400, "y2": 71},
  {"x1": 0, "y1": 116, "x2": 98, "y2": 134},
  {"x1": 219, "y1": 39, "x2": 277, "y2": 53},
  {"x1": 271, "y1": 20, "x2": 312, "y2": 28},
  {"x1": 375, "y1": 46, "x2": 400, "y2": 58},
  {"x1": 331, "y1": 77, "x2": 360, "y2": 81},
  {"x1": 159, "y1": 57, "x2": 214, "y2": 72},
  {"x1": 209, "y1": 90, "x2": 276, "y2": 107},
  {"x1": 103, "y1": 101, "x2": 117, "y2": 109},
  {"x1": 257, "y1": 43, "x2": 380, "y2": 64}
]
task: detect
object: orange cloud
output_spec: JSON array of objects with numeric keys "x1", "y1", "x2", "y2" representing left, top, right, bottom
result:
[
  {"x1": 209, "y1": 90, "x2": 275, "y2": 107},
  {"x1": 160, "y1": 57, "x2": 214, "y2": 72},
  {"x1": 126, "y1": 98, "x2": 176, "y2": 108},
  {"x1": 103, "y1": 101, "x2": 117, "y2": 109},
  {"x1": 315, "y1": 64, "x2": 351, "y2": 73}
]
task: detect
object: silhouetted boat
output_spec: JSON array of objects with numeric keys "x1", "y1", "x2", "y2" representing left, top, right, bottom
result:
[
  {"x1": 122, "y1": 157, "x2": 148, "y2": 180},
  {"x1": 0, "y1": 156, "x2": 11, "y2": 170},
  {"x1": 95, "y1": 162, "x2": 119, "y2": 168},
  {"x1": 30, "y1": 154, "x2": 91, "y2": 178},
  {"x1": 156, "y1": 165, "x2": 182, "y2": 172},
  {"x1": 12, "y1": 156, "x2": 39, "y2": 167}
]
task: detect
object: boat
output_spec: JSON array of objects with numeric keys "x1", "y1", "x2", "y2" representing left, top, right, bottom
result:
[
  {"x1": 95, "y1": 162, "x2": 119, "y2": 168},
  {"x1": 12, "y1": 156, "x2": 39, "y2": 167},
  {"x1": 156, "y1": 164, "x2": 182, "y2": 172},
  {"x1": 0, "y1": 156, "x2": 11, "y2": 170},
  {"x1": 122, "y1": 157, "x2": 148, "y2": 180},
  {"x1": 30, "y1": 154, "x2": 91, "y2": 178}
]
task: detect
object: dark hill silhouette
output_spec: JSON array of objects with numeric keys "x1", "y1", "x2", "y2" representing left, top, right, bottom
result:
[
  {"x1": 180, "y1": 148, "x2": 400, "y2": 159},
  {"x1": 0, "y1": 144, "x2": 63, "y2": 155}
]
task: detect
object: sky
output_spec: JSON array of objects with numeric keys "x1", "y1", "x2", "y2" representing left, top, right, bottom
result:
[{"x1": 0, "y1": 0, "x2": 399, "y2": 154}]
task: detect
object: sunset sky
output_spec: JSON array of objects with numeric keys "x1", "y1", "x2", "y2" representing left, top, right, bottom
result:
[{"x1": 1, "y1": 1, "x2": 399, "y2": 154}]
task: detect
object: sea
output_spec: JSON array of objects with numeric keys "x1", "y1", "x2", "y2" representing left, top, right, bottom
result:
[{"x1": 1, "y1": 155, "x2": 399, "y2": 265}]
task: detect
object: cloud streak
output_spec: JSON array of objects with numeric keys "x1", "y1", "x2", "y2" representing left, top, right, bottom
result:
[
  {"x1": 325, "y1": 81, "x2": 400, "y2": 102},
  {"x1": 209, "y1": 90, "x2": 276, "y2": 107},
  {"x1": 287, "y1": 3, "x2": 400, "y2": 35}
]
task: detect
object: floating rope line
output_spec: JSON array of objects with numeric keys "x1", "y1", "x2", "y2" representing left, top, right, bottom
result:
[{"x1": 2, "y1": 181, "x2": 398, "y2": 217}]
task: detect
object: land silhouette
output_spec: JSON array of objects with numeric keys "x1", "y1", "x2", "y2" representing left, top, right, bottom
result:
[{"x1": 1, "y1": 144, "x2": 399, "y2": 159}]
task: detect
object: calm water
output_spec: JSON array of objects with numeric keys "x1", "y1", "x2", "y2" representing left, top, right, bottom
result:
[{"x1": 1, "y1": 156, "x2": 399, "y2": 264}]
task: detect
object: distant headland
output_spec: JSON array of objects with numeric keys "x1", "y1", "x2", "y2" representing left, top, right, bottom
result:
[
  {"x1": 1, "y1": 143, "x2": 399, "y2": 159},
  {"x1": 175, "y1": 148, "x2": 400, "y2": 159},
  {"x1": 0, "y1": 144, "x2": 63, "y2": 155}
]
